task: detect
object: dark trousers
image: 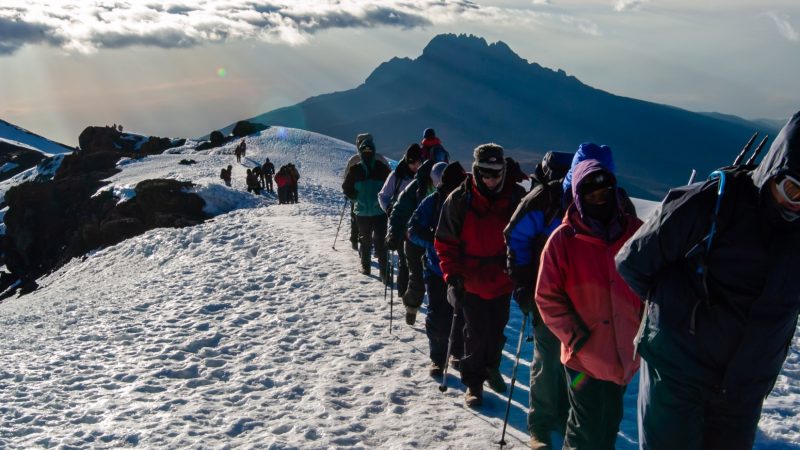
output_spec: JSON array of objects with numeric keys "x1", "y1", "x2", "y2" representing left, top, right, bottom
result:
[
  {"x1": 356, "y1": 215, "x2": 387, "y2": 272},
  {"x1": 563, "y1": 368, "x2": 625, "y2": 450},
  {"x1": 459, "y1": 292, "x2": 510, "y2": 390},
  {"x1": 638, "y1": 359, "x2": 767, "y2": 450},
  {"x1": 528, "y1": 316, "x2": 569, "y2": 443},
  {"x1": 277, "y1": 186, "x2": 289, "y2": 204},
  {"x1": 265, "y1": 175, "x2": 273, "y2": 192},
  {"x1": 403, "y1": 241, "x2": 426, "y2": 308},
  {"x1": 349, "y1": 203, "x2": 358, "y2": 246},
  {"x1": 291, "y1": 184, "x2": 298, "y2": 203},
  {"x1": 425, "y1": 274, "x2": 463, "y2": 365},
  {"x1": 395, "y1": 243, "x2": 408, "y2": 298}
]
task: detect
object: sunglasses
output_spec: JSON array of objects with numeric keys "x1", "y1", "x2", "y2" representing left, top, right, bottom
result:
[
  {"x1": 478, "y1": 168, "x2": 503, "y2": 179},
  {"x1": 777, "y1": 173, "x2": 800, "y2": 205}
]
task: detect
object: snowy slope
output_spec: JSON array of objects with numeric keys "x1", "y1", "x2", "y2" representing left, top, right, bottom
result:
[
  {"x1": 0, "y1": 127, "x2": 797, "y2": 449},
  {"x1": 0, "y1": 119, "x2": 73, "y2": 156}
]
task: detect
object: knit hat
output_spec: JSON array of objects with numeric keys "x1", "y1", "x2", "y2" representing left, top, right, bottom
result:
[
  {"x1": 473, "y1": 143, "x2": 505, "y2": 170},
  {"x1": 356, "y1": 133, "x2": 375, "y2": 152},
  {"x1": 441, "y1": 161, "x2": 467, "y2": 191},
  {"x1": 405, "y1": 143, "x2": 422, "y2": 163},
  {"x1": 430, "y1": 162, "x2": 447, "y2": 188},
  {"x1": 423, "y1": 128, "x2": 436, "y2": 139}
]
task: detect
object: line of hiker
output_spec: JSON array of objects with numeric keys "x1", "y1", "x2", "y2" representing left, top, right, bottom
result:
[
  {"x1": 219, "y1": 148, "x2": 299, "y2": 203},
  {"x1": 340, "y1": 111, "x2": 800, "y2": 450}
]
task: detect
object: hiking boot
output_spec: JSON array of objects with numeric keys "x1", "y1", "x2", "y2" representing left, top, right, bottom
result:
[
  {"x1": 486, "y1": 368, "x2": 507, "y2": 393},
  {"x1": 429, "y1": 361, "x2": 444, "y2": 377},
  {"x1": 464, "y1": 386, "x2": 483, "y2": 408},
  {"x1": 528, "y1": 436, "x2": 552, "y2": 450},
  {"x1": 449, "y1": 356, "x2": 462, "y2": 371},
  {"x1": 360, "y1": 265, "x2": 371, "y2": 276},
  {"x1": 351, "y1": 240, "x2": 359, "y2": 251},
  {"x1": 405, "y1": 306, "x2": 418, "y2": 326}
]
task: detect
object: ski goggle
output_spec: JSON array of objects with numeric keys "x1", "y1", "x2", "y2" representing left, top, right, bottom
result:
[
  {"x1": 776, "y1": 173, "x2": 800, "y2": 205},
  {"x1": 477, "y1": 168, "x2": 503, "y2": 179}
]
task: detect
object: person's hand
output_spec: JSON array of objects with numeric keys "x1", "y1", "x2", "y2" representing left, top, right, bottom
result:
[
  {"x1": 447, "y1": 275, "x2": 465, "y2": 307},
  {"x1": 513, "y1": 286, "x2": 535, "y2": 315}
]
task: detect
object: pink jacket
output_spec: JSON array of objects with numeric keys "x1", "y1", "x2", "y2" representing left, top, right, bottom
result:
[{"x1": 535, "y1": 207, "x2": 643, "y2": 385}]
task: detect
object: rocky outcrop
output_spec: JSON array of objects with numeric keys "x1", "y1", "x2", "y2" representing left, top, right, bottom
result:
[
  {"x1": 0, "y1": 127, "x2": 206, "y2": 298},
  {"x1": 0, "y1": 141, "x2": 46, "y2": 182}
]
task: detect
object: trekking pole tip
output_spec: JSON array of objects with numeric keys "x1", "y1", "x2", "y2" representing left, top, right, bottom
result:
[{"x1": 438, "y1": 385, "x2": 447, "y2": 392}]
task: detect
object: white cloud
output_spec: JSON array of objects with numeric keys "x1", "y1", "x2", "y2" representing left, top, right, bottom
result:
[
  {"x1": 532, "y1": 0, "x2": 552, "y2": 5},
  {"x1": 0, "y1": 0, "x2": 600, "y2": 55},
  {"x1": 765, "y1": 11, "x2": 799, "y2": 42},
  {"x1": 613, "y1": 0, "x2": 648, "y2": 12}
]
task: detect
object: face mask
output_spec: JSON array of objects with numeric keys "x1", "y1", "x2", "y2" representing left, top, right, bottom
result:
[{"x1": 583, "y1": 201, "x2": 615, "y2": 224}]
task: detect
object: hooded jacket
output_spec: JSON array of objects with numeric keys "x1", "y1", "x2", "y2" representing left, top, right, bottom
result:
[
  {"x1": 378, "y1": 159, "x2": 416, "y2": 213},
  {"x1": 435, "y1": 171, "x2": 526, "y2": 300},
  {"x1": 615, "y1": 111, "x2": 800, "y2": 392},
  {"x1": 388, "y1": 160, "x2": 434, "y2": 241},
  {"x1": 342, "y1": 153, "x2": 391, "y2": 217},
  {"x1": 536, "y1": 160, "x2": 643, "y2": 385}
]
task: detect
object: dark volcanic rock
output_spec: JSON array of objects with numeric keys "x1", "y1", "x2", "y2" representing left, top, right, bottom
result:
[
  {"x1": 1, "y1": 126, "x2": 207, "y2": 298},
  {"x1": 0, "y1": 141, "x2": 46, "y2": 182}
]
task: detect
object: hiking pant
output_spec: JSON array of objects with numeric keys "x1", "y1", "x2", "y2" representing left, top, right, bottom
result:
[
  {"x1": 291, "y1": 184, "x2": 298, "y2": 203},
  {"x1": 356, "y1": 214, "x2": 387, "y2": 273},
  {"x1": 563, "y1": 368, "x2": 625, "y2": 450},
  {"x1": 528, "y1": 313, "x2": 569, "y2": 443},
  {"x1": 638, "y1": 359, "x2": 768, "y2": 450},
  {"x1": 403, "y1": 241, "x2": 426, "y2": 309},
  {"x1": 349, "y1": 202, "x2": 359, "y2": 247},
  {"x1": 265, "y1": 175, "x2": 273, "y2": 192},
  {"x1": 425, "y1": 274, "x2": 463, "y2": 365},
  {"x1": 277, "y1": 186, "x2": 289, "y2": 203},
  {"x1": 459, "y1": 292, "x2": 510, "y2": 390},
  {"x1": 395, "y1": 242, "x2": 408, "y2": 298}
]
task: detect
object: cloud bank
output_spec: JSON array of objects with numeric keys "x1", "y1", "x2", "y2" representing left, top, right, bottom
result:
[
  {"x1": 0, "y1": 0, "x2": 599, "y2": 55},
  {"x1": 613, "y1": 0, "x2": 648, "y2": 12}
]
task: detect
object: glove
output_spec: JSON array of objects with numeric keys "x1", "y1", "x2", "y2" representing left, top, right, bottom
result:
[
  {"x1": 570, "y1": 328, "x2": 590, "y2": 354},
  {"x1": 446, "y1": 275, "x2": 465, "y2": 307},
  {"x1": 513, "y1": 286, "x2": 535, "y2": 315},
  {"x1": 385, "y1": 233, "x2": 400, "y2": 251}
]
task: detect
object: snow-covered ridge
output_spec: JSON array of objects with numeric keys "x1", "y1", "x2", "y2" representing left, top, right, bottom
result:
[
  {"x1": 0, "y1": 119, "x2": 73, "y2": 156},
  {"x1": 0, "y1": 126, "x2": 795, "y2": 449}
]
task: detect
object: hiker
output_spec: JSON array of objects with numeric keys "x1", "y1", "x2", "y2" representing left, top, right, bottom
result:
[
  {"x1": 408, "y1": 161, "x2": 466, "y2": 376},
  {"x1": 287, "y1": 163, "x2": 300, "y2": 203},
  {"x1": 345, "y1": 151, "x2": 391, "y2": 251},
  {"x1": 245, "y1": 168, "x2": 261, "y2": 195},
  {"x1": 387, "y1": 159, "x2": 438, "y2": 325},
  {"x1": 220, "y1": 165, "x2": 233, "y2": 187},
  {"x1": 252, "y1": 165, "x2": 263, "y2": 189},
  {"x1": 240, "y1": 140, "x2": 247, "y2": 159},
  {"x1": 379, "y1": 143, "x2": 423, "y2": 298},
  {"x1": 342, "y1": 133, "x2": 391, "y2": 279},
  {"x1": 535, "y1": 159, "x2": 643, "y2": 450},
  {"x1": 420, "y1": 128, "x2": 450, "y2": 163},
  {"x1": 435, "y1": 143, "x2": 526, "y2": 407},
  {"x1": 234, "y1": 142, "x2": 242, "y2": 163},
  {"x1": 504, "y1": 150, "x2": 574, "y2": 448},
  {"x1": 262, "y1": 158, "x2": 275, "y2": 193},
  {"x1": 615, "y1": 111, "x2": 800, "y2": 450},
  {"x1": 275, "y1": 166, "x2": 291, "y2": 204}
]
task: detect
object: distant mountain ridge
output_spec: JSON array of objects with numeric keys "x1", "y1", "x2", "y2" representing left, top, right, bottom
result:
[{"x1": 226, "y1": 33, "x2": 779, "y2": 199}]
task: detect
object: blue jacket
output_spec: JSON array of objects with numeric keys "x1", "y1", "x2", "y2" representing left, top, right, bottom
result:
[
  {"x1": 562, "y1": 143, "x2": 616, "y2": 205},
  {"x1": 408, "y1": 190, "x2": 445, "y2": 278}
]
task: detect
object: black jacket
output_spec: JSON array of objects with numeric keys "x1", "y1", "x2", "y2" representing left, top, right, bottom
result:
[{"x1": 615, "y1": 111, "x2": 800, "y2": 393}]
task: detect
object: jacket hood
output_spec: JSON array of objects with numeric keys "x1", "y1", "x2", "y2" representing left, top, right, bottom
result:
[
  {"x1": 752, "y1": 111, "x2": 800, "y2": 190},
  {"x1": 563, "y1": 143, "x2": 616, "y2": 195},
  {"x1": 572, "y1": 159, "x2": 617, "y2": 213}
]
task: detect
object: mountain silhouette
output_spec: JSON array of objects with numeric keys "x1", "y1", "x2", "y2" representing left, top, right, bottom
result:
[{"x1": 225, "y1": 33, "x2": 777, "y2": 199}]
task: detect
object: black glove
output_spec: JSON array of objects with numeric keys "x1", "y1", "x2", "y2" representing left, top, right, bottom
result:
[
  {"x1": 385, "y1": 233, "x2": 399, "y2": 251},
  {"x1": 513, "y1": 285, "x2": 535, "y2": 315},
  {"x1": 447, "y1": 275, "x2": 465, "y2": 307}
]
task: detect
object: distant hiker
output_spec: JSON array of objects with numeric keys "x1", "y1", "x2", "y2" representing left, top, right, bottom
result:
[
  {"x1": 535, "y1": 160, "x2": 643, "y2": 450},
  {"x1": 420, "y1": 128, "x2": 450, "y2": 163},
  {"x1": 435, "y1": 143, "x2": 525, "y2": 407},
  {"x1": 235, "y1": 143, "x2": 242, "y2": 163},
  {"x1": 246, "y1": 168, "x2": 261, "y2": 195},
  {"x1": 220, "y1": 164, "x2": 233, "y2": 187},
  {"x1": 615, "y1": 111, "x2": 800, "y2": 450},
  {"x1": 118, "y1": 124, "x2": 123, "y2": 132},
  {"x1": 504, "y1": 150, "x2": 573, "y2": 448},
  {"x1": 287, "y1": 163, "x2": 300, "y2": 203},
  {"x1": 263, "y1": 158, "x2": 275, "y2": 193},
  {"x1": 275, "y1": 166, "x2": 291, "y2": 204},
  {"x1": 408, "y1": 161, "x2": 466, "y2": 376},
  {"x1": 252, "y1": 165, "x2": 263, "y2": 189},
  {"x1": 342, "y1": 133, "x2": 391, "y2": 279},
  {"x1": 380, "y1": 143, "x2": 423, "y2": 297},
  {"x1": 346, "y1": 151, "x2": 390, "y2": 252},
  {"x1": 387, "y1": 159, "x2": 437, "y2": 325},
  {"x1": 240, "y1": 140, "x2": 247, "y2": 158}
]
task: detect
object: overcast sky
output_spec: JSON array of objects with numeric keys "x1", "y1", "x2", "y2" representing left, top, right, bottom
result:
[{"x1": 1, "y1": 0, "x2": 798, "y2": 146}]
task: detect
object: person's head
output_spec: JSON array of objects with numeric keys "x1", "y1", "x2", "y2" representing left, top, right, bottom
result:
[
  {"x1": 405, "y1": 143, "x2": 423, "y2": 173},
  {"x1": 246, "y1": 169, "x2": 252, "y2": 175},
  {"x1": 423, "y1": 128, "x2": 436, "y2": 139},
  {"x1": 227, "y1": 165, "x2": 232, "y2": 170},
  {"x1": 430, "y1": 162, "x2": 447, "y2": 188},
  {"x1": 356, "y1": 133, "x2": 376, "y2": 162},
  {"x1": 440, "y1": 161, "x2": 467, "y2": 194},
  {"x1": 473, "y1": 143, "x2": 506, "y2": 191},
  {"x1": 767, "y1": 171, "x2": 800, "y2": 220},
  {"x1": 751, "y1": 111, "x2": 800, "y2": 223},
  {"x1": 563, "y1": 143, "x2": 615, "y2": 196},
  {"x1": 573, "y1": 160, "x2": 617, "y2": 224}
]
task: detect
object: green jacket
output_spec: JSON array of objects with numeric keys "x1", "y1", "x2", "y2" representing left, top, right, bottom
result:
[{"x1": 342, "y1": 156, "x2": 391, "y2": 217}]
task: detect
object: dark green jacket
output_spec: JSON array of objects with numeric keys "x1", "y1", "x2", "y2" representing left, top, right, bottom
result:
[{"x1": 343, "y1": 156, "x2": 391, "y2": 217}]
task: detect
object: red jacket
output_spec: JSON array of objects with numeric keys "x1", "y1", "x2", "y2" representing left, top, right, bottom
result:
[
  {"x1": 435, "y1": 174, "x2": 524, "y2": 300},
  {"x1": 535, "y1": 206, "x2": 643, "y2": 385},
  {"x1": 275, "y1": 173, "x2": 290, "y2": 188}
]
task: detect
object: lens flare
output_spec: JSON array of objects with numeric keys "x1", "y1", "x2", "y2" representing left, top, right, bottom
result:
[{"x1": 217, "y1": 67, "x2": 227, "y2": 77}]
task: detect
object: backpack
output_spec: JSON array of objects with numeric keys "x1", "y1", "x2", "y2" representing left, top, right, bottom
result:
[{"x1": 429, "y1": 144, "x2": 449, "y2": 163}]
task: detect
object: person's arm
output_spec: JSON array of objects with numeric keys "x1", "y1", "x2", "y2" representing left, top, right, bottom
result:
[
  {"x1": 535, "y1": 232, "x2": 588, "y2": 352},
  {"x1": 378, "y1": 172, "x2": 397, "y2": 213},
  {"x1": 342, "y1": 165, "x2": 358, "y2": 200},
  {"x1": 408, "y1": 194, "x2": 436, "y2": 250},
  {"x1": 434, "y1": 188, "x2": 466, "y2": 282}
]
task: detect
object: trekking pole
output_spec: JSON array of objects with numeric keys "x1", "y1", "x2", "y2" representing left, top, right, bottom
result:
[
  {"x1": 438, "y1": 301, "x2": 462, "y2": 393},
  {"x1": 332, "y1": 198, "x2": 348, "y2": 250},
  {"x1": 498, "y1": 312, "x2": 530, "y2": 448},
  {"x1": 745, "y1": 135, "x2": 769, "y2": 166},
  {"x1": 389, "y1": 251, "x2": 395, "y2": 334},
  {"x1": 733, "y1": 132, "x2": 758, "y2": 166},
  {"x1": 687, "y1": 169, "x2": 697, "y2": 185}
]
